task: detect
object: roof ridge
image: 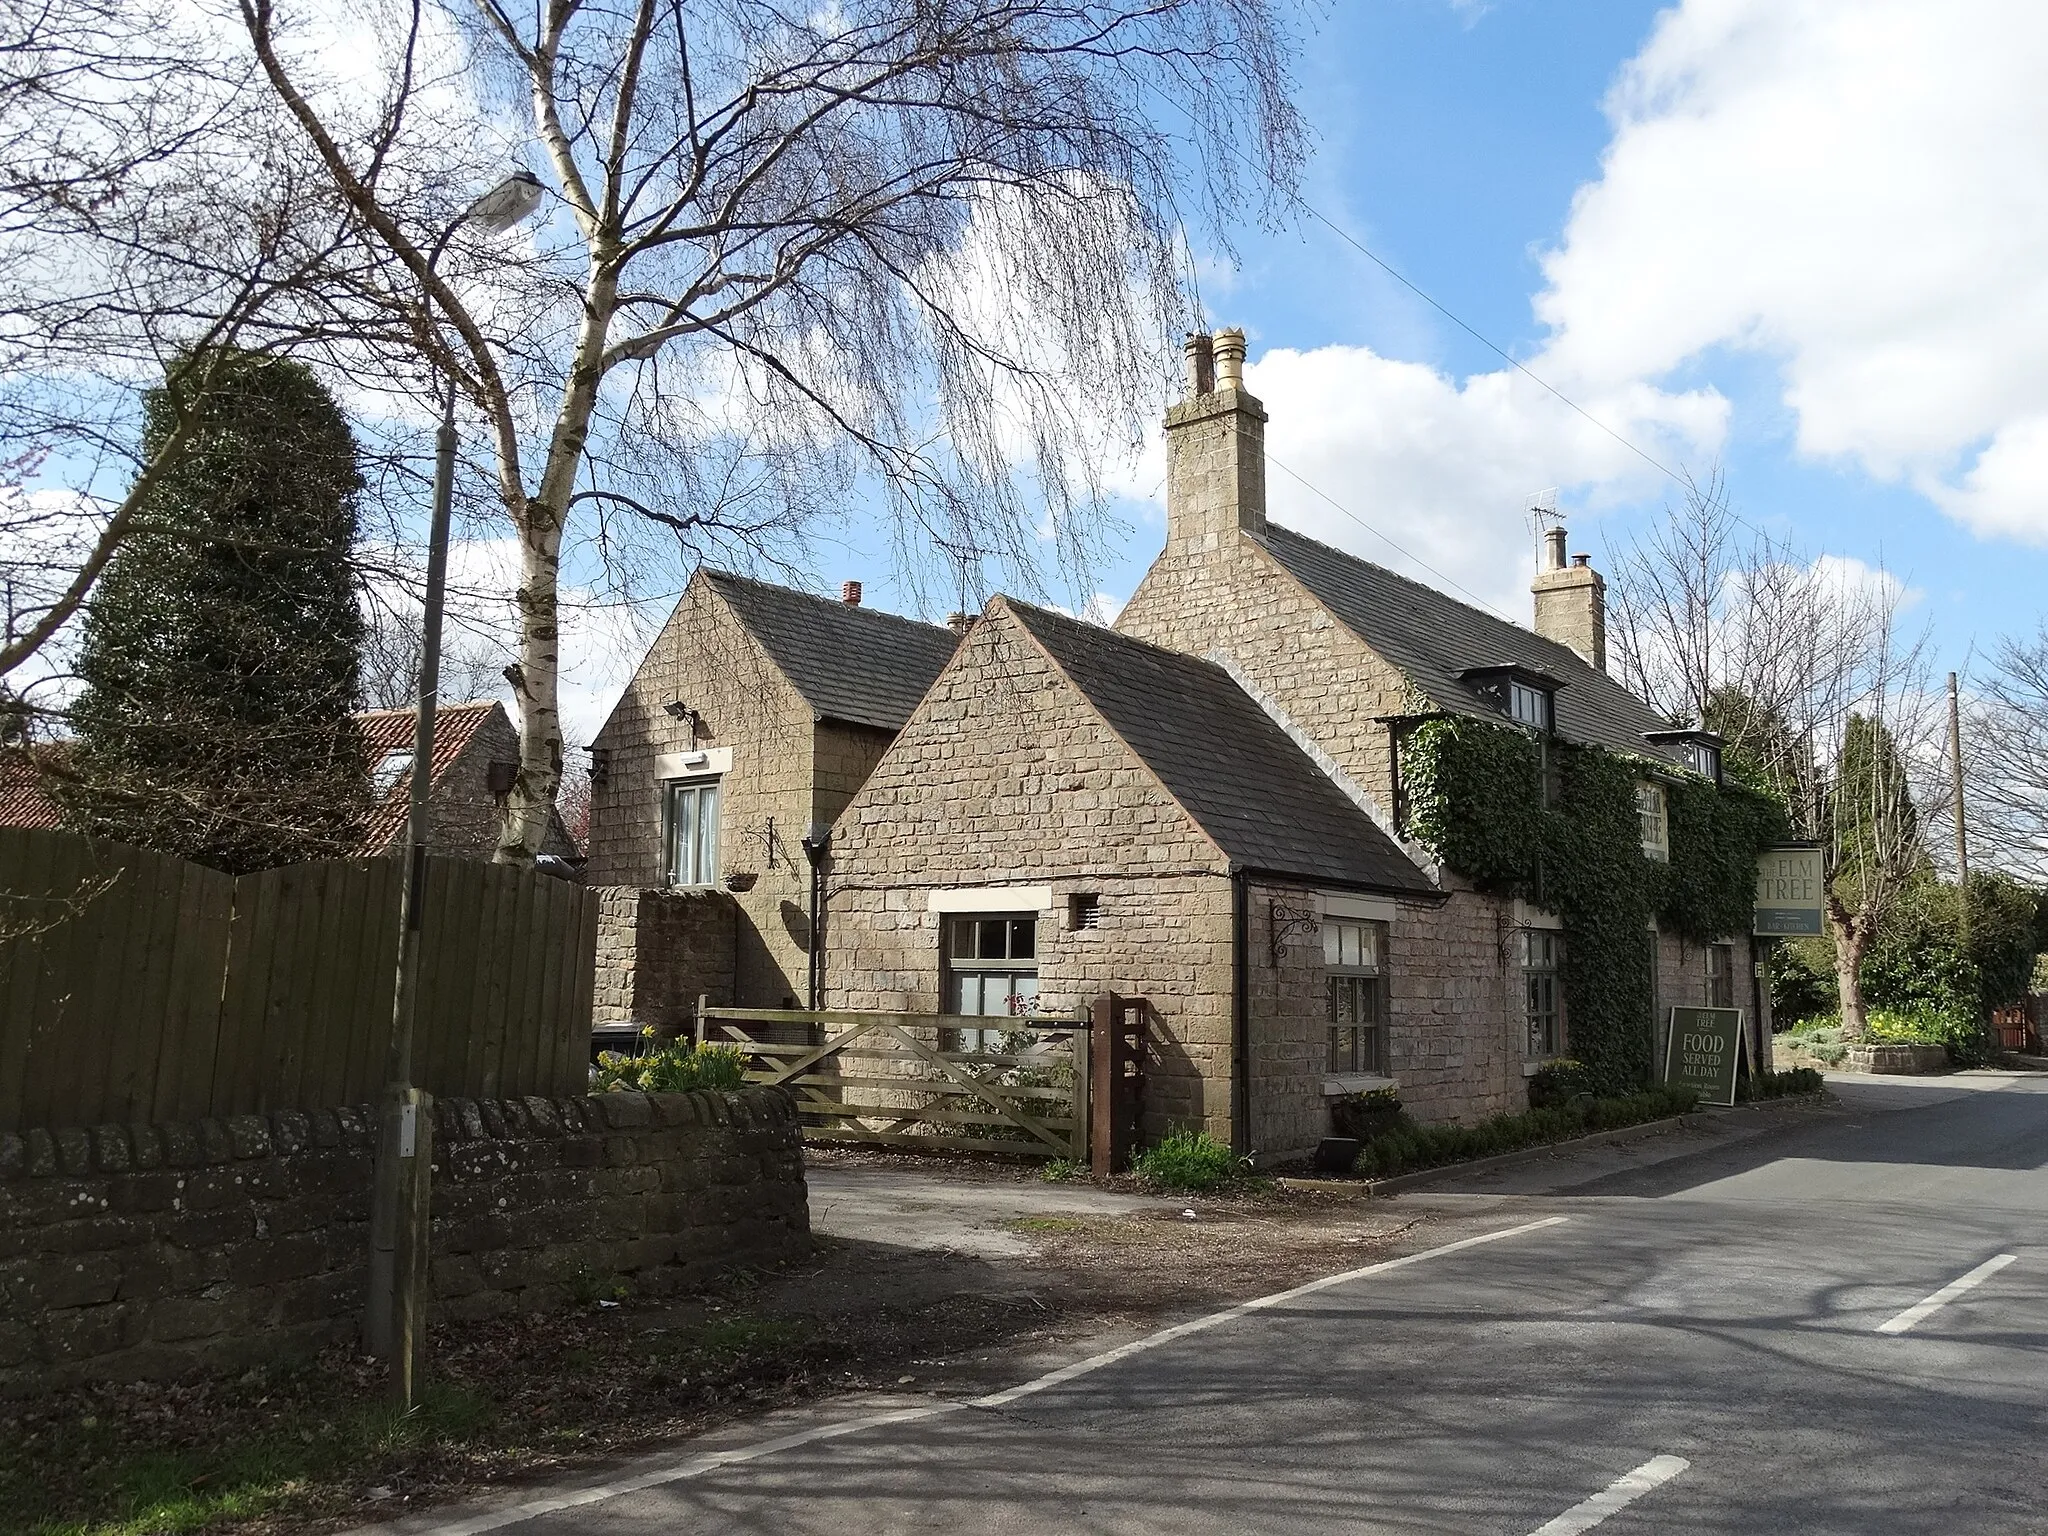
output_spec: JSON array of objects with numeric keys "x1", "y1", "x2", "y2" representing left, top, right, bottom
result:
[
  {"x1": 356, "y1": 699, "x2": 499, "y2": 719},
  {"x1": 998, "y1": 595, "x2": 1230, "y2": 674},
  {"x1": 1256, "y1": 520, "x2": 1580, "y2": 653},
  {"x1": 703, "y1": 568, "x2": 952, "y2": 633}
]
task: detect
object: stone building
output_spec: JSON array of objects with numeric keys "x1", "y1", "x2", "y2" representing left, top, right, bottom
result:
[
  {"x1": 583, "y1": 570, "x2": 957, "y2": 1026},
  {"x1": 820, "y1": 327, "x2": 1762, "y2": 1159},
  {"x1": 356, "y1": 700, "x2": 578, "y2": 861}
]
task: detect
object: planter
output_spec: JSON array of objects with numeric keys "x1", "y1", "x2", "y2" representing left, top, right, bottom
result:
[
  {"x1": 1330, "y1": 1099, "x2": 1404, "y2": 1142},
  {"x1": 1844, "y1": 1042, "x2": 1949, "y2": 1075}
]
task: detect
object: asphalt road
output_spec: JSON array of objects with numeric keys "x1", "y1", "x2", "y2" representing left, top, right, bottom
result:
[{"x1": 378, "y1": 1073, "x2": 2048, "y2": 1536}]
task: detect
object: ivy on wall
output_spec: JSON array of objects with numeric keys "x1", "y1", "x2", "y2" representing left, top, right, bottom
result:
[{"x1": 1403, "y1": 715, "x2": 1787, "y2": 1094}]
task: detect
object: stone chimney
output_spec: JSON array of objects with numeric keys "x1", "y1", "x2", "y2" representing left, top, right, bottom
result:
[
  {"x1": 1163, "y1": 326, "x2": 1266, "y2": 555},
  {"x1": 1531, "y1": 527, "x2": 1606, "y2": 671},
  {"x1": 840, "y1": 580, "x2": 862, "y2": 606}
]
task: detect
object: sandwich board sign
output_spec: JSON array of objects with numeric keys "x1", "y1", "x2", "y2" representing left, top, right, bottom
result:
[
  {"x1": 1663, "y1": 1006, "x2": 1745, "y2": 1107},
  {"x1": 1755, "y1": 846, "x2": 1824, "y2": 937}
]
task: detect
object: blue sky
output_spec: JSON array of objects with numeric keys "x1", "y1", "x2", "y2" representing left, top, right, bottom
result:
[{"x1": 821, "y1": 0, "x2": 2048, "y2": 686}]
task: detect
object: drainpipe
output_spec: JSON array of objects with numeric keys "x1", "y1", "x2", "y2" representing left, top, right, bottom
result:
[
  {"x1": 801, "y1": 822, "x2": 831, "y2": 1009},
  {"x1": 1232, "y1": 869, "x2": 1250, "y2": 1156}
]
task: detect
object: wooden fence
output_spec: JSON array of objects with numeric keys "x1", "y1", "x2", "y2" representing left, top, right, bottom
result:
[
  {"x1": 0, "y1": 827, "x2": 598, "y2": 1131},
  {"x1": 701, "y1": 1007, "x2": 1091, "y2": 1160}
]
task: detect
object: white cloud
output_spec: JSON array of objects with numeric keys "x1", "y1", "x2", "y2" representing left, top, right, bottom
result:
[
  {"x1": 1229, "y1": 345, "x2": 1724, "y2": 620},
  {"x1": 1536, "y1": 0, "x2": 2048, "y2": 539}
]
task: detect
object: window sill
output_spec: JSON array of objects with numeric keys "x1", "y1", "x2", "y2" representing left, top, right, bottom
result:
[
  {"x1": 1322, "y1": 1074, "x2": 1396, "y2": 1097},
  {"x1": 1521, "y1": 1060, "x2": 1552, "y2": 1078}
]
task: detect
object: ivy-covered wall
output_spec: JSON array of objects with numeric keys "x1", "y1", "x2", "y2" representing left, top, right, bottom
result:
[{"x1": 1404, "y1": 716, "x2": 1786, "y2": 1094}]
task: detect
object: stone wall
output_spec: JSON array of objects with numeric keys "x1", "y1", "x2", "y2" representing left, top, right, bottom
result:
[
  {"x1": 593, "y1": 886, "x2": 739, "y2": 1031},
  {"x1": 1246, "y1": 881, "x2": 1520, "y2": 1160},
  {"x1": 828, "y1": 611, "x2": 1240, "y2": 1146},
  {"x1": 587, "y1": 577, "x2": 858, "y2": 1009},
  {"x1": 1652, "y1": 927, "x2": 1759, "y2": 1074},
  {"x1": 0, "y1": 1088, "x2": 807, "y2": 1394}
]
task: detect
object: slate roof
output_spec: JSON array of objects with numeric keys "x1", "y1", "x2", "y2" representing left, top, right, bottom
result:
[
  {"x1": 1004, "y1": 600, "x2": 1436, "y2": 895},
  {"x1": 355, "y1": 700, "x2": 503, "y2": 852},
  {"x1": 1253, "y1": 524, "x2": 1683, "y2": 764},
  {"x1": 707, "y1": 572, "x2": 959, "y2": 733}
]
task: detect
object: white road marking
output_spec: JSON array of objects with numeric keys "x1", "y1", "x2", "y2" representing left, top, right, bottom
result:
[
  {"x1": 370, "y1": 1214, "x2": 1570, "y2": 1536},
  {"x1": 1876, "y1": 1252, "x2": 2017, "y2": 1335},
  {"x1": 1525, "y1": 1455, "x2": 1691, "y2": 1535},
  {"x1": 971, "y1": 1214, "x2": 1571, "y2": 1408}
]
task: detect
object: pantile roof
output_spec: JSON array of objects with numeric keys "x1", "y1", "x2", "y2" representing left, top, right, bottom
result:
[
  {"x1": 1004, "y1": 599, "x2": 1435, "y2": 896},
  {"x1": 1253, "y1": 524, "x2": 1682, "y2": 763},
  {"x1": 707, "y1": 572, "x2": 959, "y2": 732},
  {"x1": 356, "y1": 700, "x2": 503, "y2": 852},
  {"x1": 0, "y1": 750, "x2": 64, "y2": 830}
]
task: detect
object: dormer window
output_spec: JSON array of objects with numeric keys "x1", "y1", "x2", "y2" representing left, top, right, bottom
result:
[
  {"x1": 1460, "y1": 665, "x2": 1561, "y2": 735},
  {"x1": 1509, "y1": 680, "x2": 1552, "y2": 731},
  {"x1": 1645, "y1": 728, "x2": 1724, "y2": 786}
]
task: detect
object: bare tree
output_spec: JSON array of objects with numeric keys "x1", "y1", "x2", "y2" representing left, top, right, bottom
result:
[
  {"x1": 1607, "y1": 481, "x2": 1939, "y2": 1039},
  {"x1": 0, "y1": 0, "x2": 375, "y2": 710},
  {"x1": 1960, "y1": 628, "x2": 2048, "y2": 879},
  {"x1": 232, "y1": 0, "x2": 1308, "y2": 863}
]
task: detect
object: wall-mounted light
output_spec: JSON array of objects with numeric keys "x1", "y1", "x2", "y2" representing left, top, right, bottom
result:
[{"x1": 662, "y1": 700, "x2": 699, "y2": 746}]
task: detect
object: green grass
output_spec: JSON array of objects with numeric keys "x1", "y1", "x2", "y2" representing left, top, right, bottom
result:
[
  {"x1": 1038, "y1": 1158, "x2": 1085, "y2": 1182},
  {"x1": 1006, "y1": 1214, "x2": 1092, "y2": 1234},
  {"x1": 4, "y1": 1382, "x2": 493, "y2": 1536},
  {"x1": 1129, "y1": 1128, "x2": 1245, "y2": 1191}
]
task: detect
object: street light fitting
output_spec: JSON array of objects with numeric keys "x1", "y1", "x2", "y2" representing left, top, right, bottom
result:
[{"x1": 464, "y1": 170, "x2": 545, "y2": 234}]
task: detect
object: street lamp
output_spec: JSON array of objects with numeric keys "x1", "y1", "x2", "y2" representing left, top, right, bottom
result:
[{"x1": 367, "y1": 170, "x2": 545, "y2": 1407}]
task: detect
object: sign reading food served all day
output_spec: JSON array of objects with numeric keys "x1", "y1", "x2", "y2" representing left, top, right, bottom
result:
[
  {"x1": 1755, "y1": 845, "x2": 1825, "y2": 936},
  {"x1": 1663, "y1": 1006, "x2": 1746, "y2": 1107}
]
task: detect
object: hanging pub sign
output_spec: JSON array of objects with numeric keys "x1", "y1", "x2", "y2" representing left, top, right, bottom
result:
[
  {"x1": 1755, "y1": 845, "x2": 1825, "y2": 936},
  {"x1": 1663, "y1": 1006, "x2": 1745, "y2": 1106}
]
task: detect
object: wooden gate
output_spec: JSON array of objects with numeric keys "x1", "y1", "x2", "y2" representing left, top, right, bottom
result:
[{"x1": 701, "y1": 1007, "x2": 1091, "y2": 1160}]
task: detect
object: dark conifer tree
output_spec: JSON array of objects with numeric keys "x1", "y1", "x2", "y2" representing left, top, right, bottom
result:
[{"x1": 64, "y1": 349, "x2": 368, "y2": 871}]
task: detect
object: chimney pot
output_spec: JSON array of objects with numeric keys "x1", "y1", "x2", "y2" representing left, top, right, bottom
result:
[
  {"x1": 946, "y1": 611, "x2": 976, "y2": 636},
  {"x1": 1543, "y1": 527, "x2": 1568, "y2": 571},
  {"x1": 1571, "y1": 554, "x2": 1590, "y2": 569},
  {"x1": 840, "y1": 580, "x2": 862, "y2": 605},
  {"x1": 1183, "y1": 332, "x2": 1215, "y2": 396},
  {"x1": 1213, "y1": 327, "x2": 1247, "y2": 391}
]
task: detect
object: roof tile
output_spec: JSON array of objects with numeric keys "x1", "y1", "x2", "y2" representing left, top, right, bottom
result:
[{"x1": 1004, "y1": 600, "x2": 1435, "y2": 895}]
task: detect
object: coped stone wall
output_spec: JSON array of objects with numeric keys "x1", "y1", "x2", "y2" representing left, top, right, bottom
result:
[
  {"x1": 593, "y1": 886, "x2": 739, "y2": 1031},
  {"x1": 0, "y1": 1087, "x2": 807, "y2": 1394}
]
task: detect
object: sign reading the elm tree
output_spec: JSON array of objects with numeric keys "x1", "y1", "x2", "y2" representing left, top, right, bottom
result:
[
  {"x1": 1663, "y1": 1007, "x2": 1745, "y2": 1107},
  {"x1": 1755, "y1": 845, "x2": 1825, "y2": 936}
]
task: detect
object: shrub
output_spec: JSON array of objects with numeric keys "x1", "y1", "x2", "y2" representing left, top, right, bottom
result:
[
  {"x1": 1526, "y1": 1058, "x2": 1594, "y2": 1110},
  {"x1": 593, "y1": 1037, "x2": 749, "y2": 1093},
  {"x1": 1130, "y1": 1128, "x2": 1244, "y2": 1191},
  {"x1": 1736, "y1": 1066, "x2": 1825, "y2": 1102},
  {"x1": 1330, "y1": 1086, "x2": 1408, "y2": 1141},
  {"x1": 1351, "y1": 1087, "x2": 1699, "y2": 1179}
]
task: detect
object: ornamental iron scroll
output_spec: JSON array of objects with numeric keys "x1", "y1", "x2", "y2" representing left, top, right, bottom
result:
[{"x1": 1269, "y1": 902, "x2": 1321, "y2": 965}]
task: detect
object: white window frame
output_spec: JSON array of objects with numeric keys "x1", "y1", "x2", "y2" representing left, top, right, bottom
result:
[
  {"x1": 1636, "y1": 780, "x2": 1669, "y2": 862},
  {"x1": 1325, "y1": 918, "x2": 1389, "y2": 1076},
  {"x1": 1520, "y1": 929, "x2": 1563, "y2": 1059},
  {"x1": 661, "y1": 776, "x2": 721, "y2": 888},
  {"x1": 1706, "y1": 942, "x2": 1736, "y2": 1010},
  {"x1": 942, "y1": 913, "x2": 1040, "y2": 1018}
]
